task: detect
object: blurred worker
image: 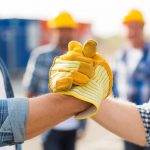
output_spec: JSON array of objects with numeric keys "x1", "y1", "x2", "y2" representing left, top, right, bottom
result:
[
  {"x1": 23, "y1": 11, "x2": 86, "y2": 150},
  {"x1": 113, "y1": 9, "x2": 150, "y2": 150}
]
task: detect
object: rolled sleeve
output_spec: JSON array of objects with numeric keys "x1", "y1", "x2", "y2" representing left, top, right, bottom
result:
[
  {"x1": 0, "y1": 98, "x2": 28, "y2": 146},
  {"x1": 7, "y1": 98, "x2": 29, "y2": 144},
  {"x1": 137, "y1": 102, "x2": 150, "y2": 146}
]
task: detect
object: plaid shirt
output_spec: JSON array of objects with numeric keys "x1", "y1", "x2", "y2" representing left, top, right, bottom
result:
[
  {"x1": 113, "y1": 43, "x2": 150, "y2": 105},
  {"x1": 23, "y1": 44, "x2": 63, "y2": 96},
  {"x1": 137, "y1": 102, "x2": 150, "y2": 146},
  {"x1": 0, "y1": 57, "x2": 28, "y2": 148}
]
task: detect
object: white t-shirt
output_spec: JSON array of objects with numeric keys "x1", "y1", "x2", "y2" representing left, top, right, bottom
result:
[
  {"x1": 54, "y1": 117, "x2": 80, "y2": 131},
  {"x1": 0, "y1": 70, "x2": 16, "y2": 150},
  {"x1": 114, "y1": 48, "x2": 143, "y2": 100},
  {"x1": 126, "y1": 48, "x2": 143, "y2": 74}
]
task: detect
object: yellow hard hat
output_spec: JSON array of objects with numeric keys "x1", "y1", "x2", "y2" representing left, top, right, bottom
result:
[
  {"x1": 123, "y1": 9, "x2": 145, "y2": 24},
  {"x1": 48, "y1": 11, "x2": 77, "y2": 28}
]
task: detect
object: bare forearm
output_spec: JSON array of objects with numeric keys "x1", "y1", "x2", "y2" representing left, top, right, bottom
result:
[
  {"x1": 92, "y1": 98, "x2": 146, "y2": 146},
  {"x1": 26, "y1": 94, "x2": 90, "y2": 139}
]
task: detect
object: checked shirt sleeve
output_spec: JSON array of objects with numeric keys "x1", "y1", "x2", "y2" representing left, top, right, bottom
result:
[
  {"x1": 0, "y1": 98, "x2": 28, "y2": 147},
  {"x1": 137, "y1": 102, "x2": 150, "y2": 146}
]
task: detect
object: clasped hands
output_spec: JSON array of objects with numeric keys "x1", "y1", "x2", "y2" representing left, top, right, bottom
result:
[{"x1": 49, "y1": 40, "x2": 113, "y2": 119}]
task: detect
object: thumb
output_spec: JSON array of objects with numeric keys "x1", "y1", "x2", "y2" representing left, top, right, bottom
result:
[{"x1": 83, "y1": 40, "x2": 97, "y2": 58}]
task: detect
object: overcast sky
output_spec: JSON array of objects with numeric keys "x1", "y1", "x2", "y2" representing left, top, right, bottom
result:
[{"x1": 0, "y1": 0, "x2": 150, "y2": 36}]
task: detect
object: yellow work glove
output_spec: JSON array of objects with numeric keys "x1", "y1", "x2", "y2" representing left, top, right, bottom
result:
[
  {"x1": 49, "y1": 40, "x2": 113, "y2": 119},
  {"x1": 49, "y1": 41, "x2": 95, "y2": 92}
]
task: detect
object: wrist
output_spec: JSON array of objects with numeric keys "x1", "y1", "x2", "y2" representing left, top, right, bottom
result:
[{"x1": 51, "y1": 94, "x2": 91, "y2": 114}]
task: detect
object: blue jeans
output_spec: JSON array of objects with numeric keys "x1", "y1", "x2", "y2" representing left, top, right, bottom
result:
[
  {"x1": 124, "y1": 141, "x2": 150, "y2": 150},
  {"x1": 42, "y1": 129, "x2": 77, "y2": 150},
  {"x1": 16, "y1": 144, "x2": 22, "y2": 150}
]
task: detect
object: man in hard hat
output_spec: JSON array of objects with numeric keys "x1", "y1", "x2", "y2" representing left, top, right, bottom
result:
[
  {"x1": 112, "y1": 9, "x2": 150, "y2": 150},
  {"x1": 23, "y1": 12, "x2": 86, "y2": 150}
]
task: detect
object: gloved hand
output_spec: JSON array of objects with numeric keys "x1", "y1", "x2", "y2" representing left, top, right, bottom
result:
[
  {"x1": 49, "y1": 40, "x2": 113, "y2": 119},
  {"x1": 49, "y1": 41, "x2": 95, "y2": 92}
]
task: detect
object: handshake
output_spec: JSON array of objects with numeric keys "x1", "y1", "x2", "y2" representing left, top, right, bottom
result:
[{"x1": 49, "y1": 40, "x2": 113, "y2": 119}]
